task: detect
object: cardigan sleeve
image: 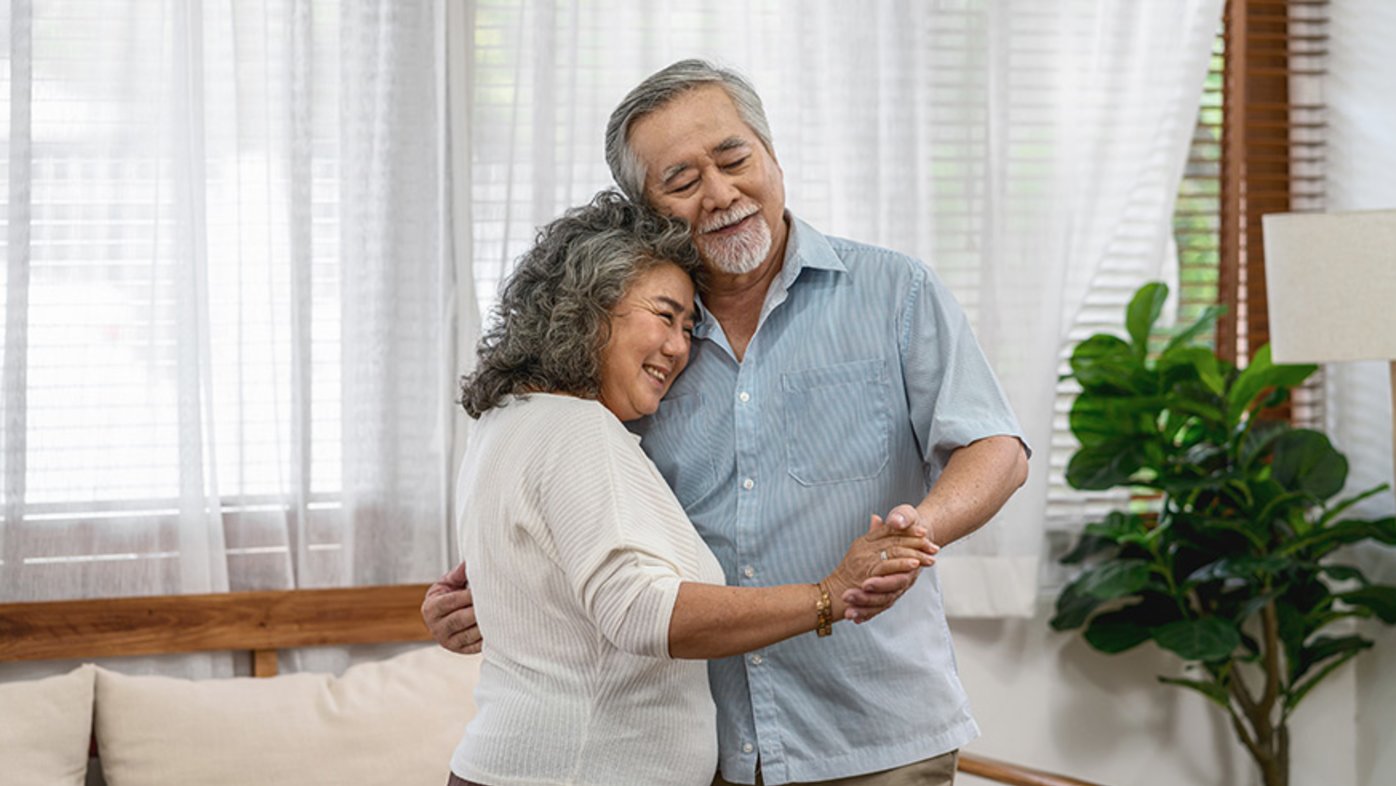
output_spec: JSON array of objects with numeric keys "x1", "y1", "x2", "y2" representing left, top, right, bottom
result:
[{"x1": 534, "y1": 404, "x2": 695, "y2": 659}]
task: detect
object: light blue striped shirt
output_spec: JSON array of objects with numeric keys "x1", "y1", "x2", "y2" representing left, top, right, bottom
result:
[{"x1": 629, "y1": 215, "x2": 1027, "y2": 785}]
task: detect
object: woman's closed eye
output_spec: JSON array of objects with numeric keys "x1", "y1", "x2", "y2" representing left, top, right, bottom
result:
[{"x1": 656, "y1": 309, "x2": 694, "y2": 339}]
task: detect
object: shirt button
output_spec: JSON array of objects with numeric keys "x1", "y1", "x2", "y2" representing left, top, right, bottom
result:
[
  {"x1": 742, "y1": 565, "x2": 755, "y2": 578},
  {"x1": 742, "y1": 742, "x2": 754, "y2": 754},
  {"x1": 750, "y1": 654, "x2": 764, "y2": 666},
  {"x1": 742, "y1": 478, "x2": 754, "y2": 490},
  {"x1": 738, "y1": 391, "x2": 751, "y2": 403}
]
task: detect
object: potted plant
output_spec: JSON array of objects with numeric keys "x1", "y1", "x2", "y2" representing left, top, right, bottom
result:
[{"x1": 1051, "y1": 282, "x2": 1396, "y2": 786}]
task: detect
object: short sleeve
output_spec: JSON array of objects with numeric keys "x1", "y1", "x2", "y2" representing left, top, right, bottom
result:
[{"x1": 899, "y1": 263, "x2": 1031, "y2": 480}]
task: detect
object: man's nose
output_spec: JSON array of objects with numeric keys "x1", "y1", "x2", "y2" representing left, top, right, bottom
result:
[{"x1": 701, "y1": 175, "x2": 740, "y2": 212}]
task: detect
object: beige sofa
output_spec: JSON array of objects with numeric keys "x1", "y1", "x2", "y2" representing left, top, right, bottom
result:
[
  {"x1": 0, "y1": 585, "x2": 479, "y2": 786},
  {"x1": 1, "y1": 645, "x2": 480, "y2": 786}
]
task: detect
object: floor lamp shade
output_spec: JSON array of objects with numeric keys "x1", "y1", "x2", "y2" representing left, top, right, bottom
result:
[
  {"x1": 1264, "y1": 209, "x2": 1396, "y2": 507},
  {"x1": 1262, "y1": 209, "x2": 1396, "y2": 364}
]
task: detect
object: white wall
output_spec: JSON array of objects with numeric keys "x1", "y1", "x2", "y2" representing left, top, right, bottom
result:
[
  {"x1": 1327, "y1": 3, "x2": 1396, "y2": 785},
  {"x1": 948, "y1": 602, "x2": 1355, "y2": 786}
]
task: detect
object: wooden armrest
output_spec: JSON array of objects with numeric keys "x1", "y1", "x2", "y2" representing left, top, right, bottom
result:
[
  {"x1": 0, "y1": 584, "x2": 433, "y2": 664},
  {"x1": 958, "y1": 752, "x2": 1108, "y2": 786}
]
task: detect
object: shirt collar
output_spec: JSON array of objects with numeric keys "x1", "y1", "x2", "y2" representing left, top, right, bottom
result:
[{"x1": 692, "y1": 212, "x2": 845, "y2": 339}]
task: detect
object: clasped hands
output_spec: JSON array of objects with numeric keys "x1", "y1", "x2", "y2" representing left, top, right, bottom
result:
[{"x1": 826, "y1": 504, "x2": 938, "y2": 624}]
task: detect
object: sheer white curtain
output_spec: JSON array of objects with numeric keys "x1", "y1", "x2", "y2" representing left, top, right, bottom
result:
[
  {"x1": 0, "y1": 0, "x2": 452, "y2": 638},
  {"x1": 458, "y1": 0, "x2": 1222, "y2": 616}
]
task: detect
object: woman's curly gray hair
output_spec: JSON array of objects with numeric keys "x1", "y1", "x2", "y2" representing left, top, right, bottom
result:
[{"x1": 460, "y1": 191, "x2": 702, "y2": 418}]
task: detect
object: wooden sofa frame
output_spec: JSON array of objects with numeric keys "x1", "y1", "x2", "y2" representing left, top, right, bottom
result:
[{"x1": 0, "y1": 585, "x2": 1101, "y2": 786}]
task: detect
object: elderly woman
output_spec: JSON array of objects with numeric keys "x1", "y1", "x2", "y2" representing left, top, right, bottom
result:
[{"x1": 447, "y1": 191, "x2": 933, "y2": 786}]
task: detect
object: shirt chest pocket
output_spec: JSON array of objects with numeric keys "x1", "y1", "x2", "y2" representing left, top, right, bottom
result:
[{"x1": 781, "y1": 358, "x2": 891, "y2": 485}]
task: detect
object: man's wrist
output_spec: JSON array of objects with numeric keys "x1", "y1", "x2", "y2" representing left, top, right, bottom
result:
[{"x1": 916, "y1": 503, "x2": 940, "y2": 544}]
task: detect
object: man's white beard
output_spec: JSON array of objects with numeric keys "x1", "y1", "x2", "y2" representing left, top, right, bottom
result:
[{"x1": 699, "y1": 210, "x2": 772, "y2": 275}]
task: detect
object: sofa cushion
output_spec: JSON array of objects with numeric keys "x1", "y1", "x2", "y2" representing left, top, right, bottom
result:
[
  {"x1": 0, "y1": 663, "x2": 95, "y2": 786},
  {"x1": 94, "y1": 646, "x2": 479, "y2": 786}
]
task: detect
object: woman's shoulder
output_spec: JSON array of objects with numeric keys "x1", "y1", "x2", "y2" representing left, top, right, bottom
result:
[{"x1": 490, "y1": 393, "x2": 626, "y2": 443}]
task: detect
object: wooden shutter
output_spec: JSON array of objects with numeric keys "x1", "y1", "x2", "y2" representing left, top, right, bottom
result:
[{"x1": 1218, "y1": 0, "x2": 1329, "y2": 365}]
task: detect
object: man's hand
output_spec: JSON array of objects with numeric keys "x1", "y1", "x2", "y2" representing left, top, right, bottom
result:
[
  {"x1": 421, "y1": 561, "x2": 483, "y2": 654},
  {"x1": 840, "y1": 504, "x2": 935, "y2": 621}
]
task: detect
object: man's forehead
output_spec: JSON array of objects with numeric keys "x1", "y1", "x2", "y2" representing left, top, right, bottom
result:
[{"x1": 632, "y1": 87, "x2": 752, "y2": 159}]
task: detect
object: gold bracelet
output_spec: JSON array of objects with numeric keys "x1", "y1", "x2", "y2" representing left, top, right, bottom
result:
[{"x1": 814, "y1": 581, "x2": 833, "y2": 638}]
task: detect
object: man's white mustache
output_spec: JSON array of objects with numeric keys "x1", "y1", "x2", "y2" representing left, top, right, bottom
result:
[{"x1": 700, "y1": 204, "x2": 758, "y2": 234}]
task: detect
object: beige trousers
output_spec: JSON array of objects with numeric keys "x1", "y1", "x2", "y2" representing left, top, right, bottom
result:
[{"x1": 712, "y1": 750, "x2": 959, "y2": 786}]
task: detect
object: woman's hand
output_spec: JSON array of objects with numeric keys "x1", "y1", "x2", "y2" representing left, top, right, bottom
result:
[{"x1": 822, "y1": 514, "x2": 938, "y2": 623}]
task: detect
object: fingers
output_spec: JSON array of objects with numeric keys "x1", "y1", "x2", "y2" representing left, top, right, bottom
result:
[
  {"x1": 442, "y1": 617, "x2": 484, "y2": 654},
  {"x1": 884, "y1": 504, "x2": 920, "y2": 532},
  {"x1": 423, "y1": 586, "x2": 475, "y2": 622},
  {"x1": 434, "y1": 609, "x2": 482, "y2": 654},
  {"x1": 860, "y1": 571, "x2": 920, "y2": 595},
  {"x1": 425, "y1": 560, "x2": 470, "y2": 597},
  {"x1": 891, "y1": 535, "x2": 939, "y2": 557},
  {"x1": 866, "y1": 520, "x2": 930, "y2": 542},
  {"x1": 841, "y1": 584, "x2": 908, "y2": 622},
  {"x1": 422, "y1": 584, "x2": 482, "y2": 654},
  {"x1": 844, "y1": 593, "x2": 898, "y2": 615},
  {"x1": 863, "y1": 533, "x2": 938, "y2": 565},
  {"x1": 866, "y1": 513, "x2": 884, "y2": 535},
  {"x1": 443, "y1": 560, "x2": 469, "y2": 588}
]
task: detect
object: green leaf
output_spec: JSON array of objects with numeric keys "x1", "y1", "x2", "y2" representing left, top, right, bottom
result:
[
  {"x1": 1069, "y1": 393, "x2": 1150, "y2": 448},
  {"x1": 1082, "y1": 511, "x2": 1149, "y2": 546},
  {"x1": 1239, "y1": 419, "x2": 1289, "y2": 468},
  {"x1": 1059, "y1": 534, "x2": 1116, "y2": 565},
  {"x1": 1276, "y1": 600, "x2": 1308, "y2": 672},
  {"x1": 1126, "y1": 283, "x2": 1169, "y2": 357},
  {"x1": 1161, "y1": 304, "x2": 1226, "y2": 358},
  {"x1": 1318, "y1": 564, "x2": 1369, "y2": 586},
  {"x1": 1271, "y1": 429, "x2": 1348, "y2": 500},
  {"x1": 1286, "y1": 647, "x2": 1366, "y2": 712},
  {"x1": 1167, "y1": 397, "x2": 1227, "y2": 425},
  {"x1": 1084, "y1": 610, "x2": 1153, "y2": 653},
  {"x1": 1070, "y1": 334, "x2": 1141, "y2": 393},
  {"x1": 1151, "y1": 618, "x2": 1241, "y2": 662},
  {"x1": 1159, "y1": 676, "x2": 1231, "y2": 708},
  {"x1": 1066, "y1": 439, "x2": 1148, "y2": 491},
  {"x1": 1338, "y1": 585, "x2": 1396, "y2": 623},
  {"x1": 1234, "y1": 589, "x2": 1283, "y2": 626},
  {"x1": 1186, "y1": 556, "x2": 1288, "y2": 586},
  {"x1": 1226, "y1": 345, "x2": 1316, "y2": 425},
  {"x1": 1292, "y1": 634, "x2": 1372, "y2": 685},
  {"x1": 1160, "y1": 472, "x2": 1235, "y2": 498},
  {"x1": 1284, "y1": 516, "x2": 1396, "y2": 558},
  {"x1": 1318, "y1": 484, "x2": 1392, "y2": 528},
  {"x1": 1075, "y1": 559, "x2": 1153, "y2": 601},
  {"x1": 1193, "y1": 350, "x2": 1226, "y2": 397},
  {"x1": 1050, "y1": 582, "x2": 1103, "y2": 631}
]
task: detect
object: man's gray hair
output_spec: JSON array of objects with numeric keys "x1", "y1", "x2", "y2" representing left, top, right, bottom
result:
[
  {"x1": 460, "y1": 190, "x2": 703, "y2": 418},
  {"x1": 604, "y1": 59, "x2": 775, "y2": 203}
]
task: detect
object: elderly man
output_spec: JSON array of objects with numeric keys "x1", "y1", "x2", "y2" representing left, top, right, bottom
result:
[{"x1": 426, "y1": 60, "x2": 1029, "y2": 786}]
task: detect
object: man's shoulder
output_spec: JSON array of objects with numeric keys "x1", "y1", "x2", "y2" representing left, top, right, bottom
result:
[{"x1": 800, "y1": 222, "x2": 931, "y2": 284}]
